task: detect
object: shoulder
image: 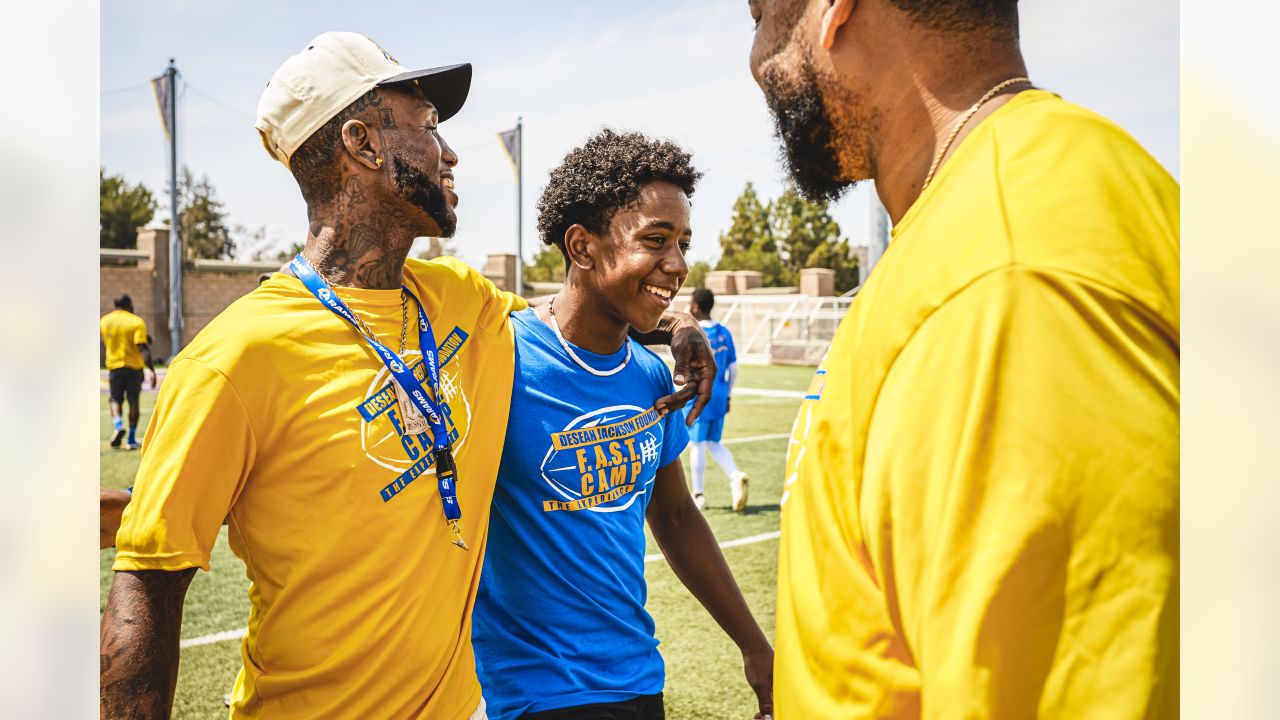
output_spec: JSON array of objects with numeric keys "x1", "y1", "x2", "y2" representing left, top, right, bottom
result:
[
  {"x1": 630, "y1": 342, "x2": 676, "y2": 390},
  {"x1": 404, "y1": 256, "x2": 496, "y2": 294}
]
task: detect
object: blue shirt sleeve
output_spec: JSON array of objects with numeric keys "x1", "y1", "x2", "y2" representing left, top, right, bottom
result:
[{"x1": 724, "y1": 326, "x2": 737, "y2": 367}]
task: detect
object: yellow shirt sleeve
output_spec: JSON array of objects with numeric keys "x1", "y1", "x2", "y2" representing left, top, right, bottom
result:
[
  {"x1": 113, "y1": 358, "x2": 256, "y2": 572},
  {"x1": 863, "y1": 267, "x2": 1178, "y2": 718},
  {"x1": 132, "y1": 317, "x2": 148, "y2": 346}
]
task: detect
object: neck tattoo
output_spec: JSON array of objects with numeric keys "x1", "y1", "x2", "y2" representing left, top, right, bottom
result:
[{"x1": 547, "y1": 295, "x2": 631, "y2": 377}]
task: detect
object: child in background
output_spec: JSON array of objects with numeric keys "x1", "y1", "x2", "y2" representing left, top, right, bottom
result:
[{"x1": 686, "y1": 288, "x2": 749, "y2": 511}]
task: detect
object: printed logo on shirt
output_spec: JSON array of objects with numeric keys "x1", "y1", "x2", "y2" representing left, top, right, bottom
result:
[
  {"x1": 356, "y1": 326, "x2": 472, "y2": 501},
  {"x1": 782, "y1": 356, "x2": 827, "y2": 508},
  {"x1": 539, "y1": 404, "x2": 663, "y2": 513}
]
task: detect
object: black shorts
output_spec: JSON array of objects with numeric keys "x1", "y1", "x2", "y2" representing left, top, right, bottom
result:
[
  {"x1": 108, "y1": 367, "x2": 144, "y2": 405},
  {"x1": 519, "y1": 694, "x2": 664, "y2": 720}
]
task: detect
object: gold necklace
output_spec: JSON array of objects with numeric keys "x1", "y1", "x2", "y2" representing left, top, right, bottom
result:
[{"x1": 921, "y1": 77, "x2": 1031, "y2": 192}]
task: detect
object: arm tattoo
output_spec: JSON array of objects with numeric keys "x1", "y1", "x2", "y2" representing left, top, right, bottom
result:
[{"x1": 100, "y1": 569, "x2": 196, "y2": 719}]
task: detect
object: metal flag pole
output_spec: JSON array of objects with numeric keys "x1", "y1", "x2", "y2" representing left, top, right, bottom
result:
[
  {"x1": 515, "y1": 116, "x2": 523, "y2": 295},
  {"x1": 166, "y1": 59, "x2": 183, "y2": 356}
]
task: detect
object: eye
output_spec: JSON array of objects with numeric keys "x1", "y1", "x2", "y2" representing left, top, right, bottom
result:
[
  {"x1": 645, "y1": 234, "x2": 667, "y2": 245},
  {"x1": 422, "y1": 124, "x2": 438, "y2": 132},
  {"x1": 678, "y1": 241, "x2": 692, "y2": 254}
]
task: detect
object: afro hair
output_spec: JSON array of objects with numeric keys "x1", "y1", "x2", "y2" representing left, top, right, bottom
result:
[{"x1": 536, "y1": 129, "x2": 703, "y2": 261}]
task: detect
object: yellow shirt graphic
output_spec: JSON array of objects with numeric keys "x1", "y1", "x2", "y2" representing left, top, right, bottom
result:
[
  {"x1": 775, "y1": 91, "x2": 1179, "y2": 718},
  {"x1": 114, "y1": 257, "x2": 526, "y2": 720},
  {"x1": 100, "y1": 309, "x2": 148, "y2": 370}
]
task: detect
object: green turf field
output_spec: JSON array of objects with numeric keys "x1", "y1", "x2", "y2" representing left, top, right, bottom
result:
[{"x1": 100, "y1": 363, "x2": 815, "y2": 719}]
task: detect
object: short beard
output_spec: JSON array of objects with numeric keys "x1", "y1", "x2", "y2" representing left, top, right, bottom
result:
[
  {"x1": 761, "y1": 52, "x2": 857, "y2": 203},
  {"x1": 391, "y1": 156, "x2": 457, "y2": 238}
]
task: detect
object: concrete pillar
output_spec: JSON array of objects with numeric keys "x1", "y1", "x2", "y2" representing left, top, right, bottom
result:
[
  {"x1": 137, "y1": 227, "x2": 173, "y2": 360},
  {"x1": 704, "y1": 271, "x2": 738, "y2": 296},
  {"x1": 733, "y1": 270, "x2": 763, "y2": 291},
  {"x1": 483, "y1": 253, "x2": 518, "y2": 293},
  {"x1": 800, "y1": 267, "x2": 835, "y2": 296}
]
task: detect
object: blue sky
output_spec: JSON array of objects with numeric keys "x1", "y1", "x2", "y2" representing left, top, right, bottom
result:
[{"x1": 101, "y1": 0, "x2": 1178, "y2": 270}]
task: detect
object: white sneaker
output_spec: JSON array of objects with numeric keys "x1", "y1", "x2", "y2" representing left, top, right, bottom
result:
[
  {"x1": 693, "y1": 493, "x2": 706, "y2": 510},
  {"x1": 730, "y1": 471, "x2": 749, "y2": 512}
]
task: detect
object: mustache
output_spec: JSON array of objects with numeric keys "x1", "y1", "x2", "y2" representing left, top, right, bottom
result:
[{"x1": 391, "y1": 156, "x2": 457, "y2": 238}]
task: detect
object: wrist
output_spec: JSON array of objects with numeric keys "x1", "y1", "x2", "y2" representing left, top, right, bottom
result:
[{"x1": 738, "y1": 632, "x2": 772, "y2": 656}]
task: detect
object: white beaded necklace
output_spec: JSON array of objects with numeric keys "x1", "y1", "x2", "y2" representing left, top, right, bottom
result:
[{"x1": 547, "y1": 295, "x2": 631, "y2": 377}]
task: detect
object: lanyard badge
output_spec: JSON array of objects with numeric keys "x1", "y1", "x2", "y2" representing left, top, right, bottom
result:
[{"x1": 291, "y1": 254, "x2": 468, "y2": 551}]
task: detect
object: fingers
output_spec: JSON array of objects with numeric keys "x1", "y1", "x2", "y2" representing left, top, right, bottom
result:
[
  {"x1": 684, "y1": 365, "x2": 714, "y2": 426},
  {"x1": 654, "y1": 384, "x2": 696, "y2": 417}
]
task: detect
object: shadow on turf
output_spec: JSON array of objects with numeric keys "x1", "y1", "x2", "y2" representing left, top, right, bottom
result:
[{"x1": 708, "y1": 503, "x2": 781, "y2": 515}]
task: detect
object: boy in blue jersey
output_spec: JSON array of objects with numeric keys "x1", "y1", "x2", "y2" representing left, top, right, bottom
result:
[
  {"x1": 473, "y1": 130, "x2": 773, "y2": 720},
  {"x1": 685, "y1": 288, "x2": 749, "y2": 512}
]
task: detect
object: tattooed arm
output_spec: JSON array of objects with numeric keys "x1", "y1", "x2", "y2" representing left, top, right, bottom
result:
[
  {"x1": 100, "y1": 569, "x2": 196, "y2": 719},
  {"x1": 629, "y1": 310, "x2": 715, "y2": 425}
]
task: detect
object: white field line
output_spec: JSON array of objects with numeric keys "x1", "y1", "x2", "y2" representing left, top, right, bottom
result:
[
  {"x1": 644, "y1": 530, "x2": 781, "y2": 563},
  {"x1": 179, "y1": 530, "x2": 783, "y2": 649},
  {"x1": 732, "y1": 387, "x2": 805, "y2": 399},
  {"x1": 723, "y1": 432, "x2": 789, "y2": 445},
  {"x1": 180, "y1": 627, "x2": 247, "y2": 649}
]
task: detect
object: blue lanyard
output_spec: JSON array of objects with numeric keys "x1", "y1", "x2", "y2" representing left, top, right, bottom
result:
[{"x1": 290, "y1": 254, "x2": 467, "y2": 548}]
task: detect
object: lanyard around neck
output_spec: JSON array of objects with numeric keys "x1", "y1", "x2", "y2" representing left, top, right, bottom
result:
[{"x1": 290, "y1": 254, "x2": 464, "y2": 530}]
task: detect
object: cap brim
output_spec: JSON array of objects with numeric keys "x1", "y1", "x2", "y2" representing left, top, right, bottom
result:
[{"x1": 378, "y1": 63, "x2": 471, "y2": 123}]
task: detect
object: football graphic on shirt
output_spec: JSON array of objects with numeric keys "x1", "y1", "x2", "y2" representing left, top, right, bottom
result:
[
  {"x1": 539, "y1": 404, "x2": 664, "y2": 513},
  {"x1": 357, "y1": 326, "x2": 474, "y2": 474}
]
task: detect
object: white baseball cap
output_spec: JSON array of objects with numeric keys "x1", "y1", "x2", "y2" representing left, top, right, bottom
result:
[{"x1": 255, "y1": 32, "x2": 471, "y2": 168}]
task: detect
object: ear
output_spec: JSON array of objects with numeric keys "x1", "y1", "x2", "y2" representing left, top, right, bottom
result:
[
  {"x1": 340, "y1": 119, "x2": 383, "y2": 170},
  {"x1": 562, "y1": 224, "x2": 598, "y2": 271},
  {"x1": 820, "y1": 0, "x2": 856, "y2": 50}
]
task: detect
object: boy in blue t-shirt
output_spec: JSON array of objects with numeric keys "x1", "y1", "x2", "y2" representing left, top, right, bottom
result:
[
  {"x1": 472, "y1": 130, "x2": 773, "y2": 720},
  {"x1": 684, "y1": 288, "x2": 749, "y2": 512}
]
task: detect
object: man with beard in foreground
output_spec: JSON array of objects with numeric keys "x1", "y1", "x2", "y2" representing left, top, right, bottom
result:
[
  {"x1": 100, "y1": 33, "x2": 713, "y2": 720},
  {"x1": 748, "y1": 1, "x2": 1178, "y2": 717}
]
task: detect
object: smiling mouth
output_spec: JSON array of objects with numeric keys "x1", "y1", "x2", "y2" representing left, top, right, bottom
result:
[{"x1": 643, "y1": 283, "x2": 674, "y2": 300}]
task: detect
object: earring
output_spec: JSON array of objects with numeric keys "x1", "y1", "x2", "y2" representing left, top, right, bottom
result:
[{"x1": 375, "y1": 156, "x2": 384, "y2": 167}]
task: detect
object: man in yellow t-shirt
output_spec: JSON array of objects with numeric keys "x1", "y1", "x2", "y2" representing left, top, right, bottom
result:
[
  {"x1": 100, "y1": 294, "x2": 155, "y2": 449},
  {"x1": 100, "y1": 33, "x2": 713, "y2": 720},
  {"x1": 750, "y1": 1, "x2": 1177, "y2": 717}
]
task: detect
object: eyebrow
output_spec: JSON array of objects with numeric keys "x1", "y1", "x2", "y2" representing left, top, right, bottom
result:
[{"x1": 641, "y1": 220, "x2": 693, "y2": 236}]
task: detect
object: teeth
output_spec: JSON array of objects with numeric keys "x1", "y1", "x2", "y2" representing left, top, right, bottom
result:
[
  {"x1": 441, "y1": 178, "x2": 455, "y2": 190},
  {"x1": 644, "y1": 284, "x2": 672, "y2": 299}
]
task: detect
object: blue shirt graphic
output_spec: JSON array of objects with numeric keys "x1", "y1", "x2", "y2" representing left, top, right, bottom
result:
[
  {"x1": 694, "y1": 320, "x2": 736, "y2": 422},
  {"x1": 473, "y1": 308, "x2": 689, "y2": 719}
]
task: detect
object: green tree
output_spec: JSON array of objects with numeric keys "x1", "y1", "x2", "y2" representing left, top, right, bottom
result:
[
  {"x1": 717, "y1": 181, "x2": 773, "y2": 258},
  {"x1": 524, "y1": 245, "x2": 566, "y2": 283},
  {"x1": 175, "y1": 167, "x2": 236, "y2": 260},
  {"x1": 715, "y1": 182, "x2": 790, "y2": 285},
  {"x1": 685, "y1": 260, "x2": 711, "y2": 289},
  {"x1": 100, "y1": 168, "x2": 157, "y2": 249},
  {"x1": 770, "y1": 186, "x2": 858, "y2": 291}
]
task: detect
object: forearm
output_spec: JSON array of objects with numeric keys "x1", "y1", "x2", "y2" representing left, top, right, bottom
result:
[
  {"x1": 100, "y1": 569, "x2": 195, "y2": 719},
  {"x1": 648, "y1": 500, "x2": 769, "y2": 652},
  {"x1": 99, "y1": 489, "x2": 132, "y2": 549}
]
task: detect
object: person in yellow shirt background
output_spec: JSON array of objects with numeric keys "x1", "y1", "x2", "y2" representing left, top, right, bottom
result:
[
  {"x1": 100, "y1": 293, "x2": 156, "y2": 449},
  {"x1": 748, "y1": 0, "x2": 1178, "y2": 717}
]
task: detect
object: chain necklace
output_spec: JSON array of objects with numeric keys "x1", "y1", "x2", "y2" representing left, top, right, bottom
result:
[
  {"x1": 547, "y1": 295, "x2": 631, "y2": 377},
  {"x1": 921, "y1": 77, "x2": 1032, "y2": 192}
]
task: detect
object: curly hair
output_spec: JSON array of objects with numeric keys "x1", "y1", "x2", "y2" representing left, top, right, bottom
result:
[{"x1": 536, "y1": 129, "x2": 703, "y2": 261}]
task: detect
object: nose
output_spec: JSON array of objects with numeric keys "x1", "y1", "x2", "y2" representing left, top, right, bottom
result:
[
  {"x1": 438, "y1": 131, "x2": 458, "y2": 168},
  {"x1": 663, "y1": 242, "x2": 689, "y2": 284}
]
